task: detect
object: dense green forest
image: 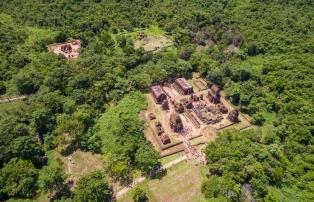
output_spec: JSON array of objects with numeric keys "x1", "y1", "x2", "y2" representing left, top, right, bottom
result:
[{"x1": 0, "y1": 0, "x2": 313, "y2": 201}]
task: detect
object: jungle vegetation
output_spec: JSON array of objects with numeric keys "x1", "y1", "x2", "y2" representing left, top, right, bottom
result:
[{"x1": 0, "y1": 0, "x2": 313, "y2": 201}]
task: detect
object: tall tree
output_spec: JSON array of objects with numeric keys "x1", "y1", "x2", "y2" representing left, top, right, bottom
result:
[
  {"x1": 74, "y1": 171, "x2": 112, "y2": 202},
  {"x1": 0, "y1": 159, "x2": 38, "y2": 198},
  {"x1": 38, "y1": 162, "x2": 66, "y2": 198}
]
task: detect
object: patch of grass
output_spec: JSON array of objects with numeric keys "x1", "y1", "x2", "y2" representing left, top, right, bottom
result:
[
  {"x1": 261, "y1": 111, "x2": 277, "y2": 125},
  {"x1": 160, "y1": 152, "x2": 183, "y2": 165},
  {"x1": 242, "y1": 55, "x2": 265, "y2": 73},
  {"x1": 25, "y1": 27, "x2": 56, "y2": 45},
  {"x1": 162, "y1": 46, "x2": 178, "y2": 54},
  {"x1": 31, "y1": 192, "x2": 49, "y2": 202},
  {"x1": 132, "y1": 169, "x2": 142, "y2": 179},
  {"x1": 0, "y1": 101, "x2": 23, "y2": 119},
  {"x1": 118, "y1": 161, "x2": 205, "y2": 202},
  {"x1": 190, "y1": 136, "x2": 206, "y2": 146},
  {"x1": 145, "y1": 25, "x2": 165, "y2": 36},
  {"x1": 117, "y1": 25, "x2": 166, "y2": 39}
]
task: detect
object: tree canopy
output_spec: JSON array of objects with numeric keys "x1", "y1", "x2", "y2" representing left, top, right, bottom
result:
[{"x1": 74, "y1": 171, "x2": 112, "y2": 202}]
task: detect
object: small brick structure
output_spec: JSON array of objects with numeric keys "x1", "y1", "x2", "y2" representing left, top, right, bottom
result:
[
  {"x1": 208, "y1": 84, "x2": 221, "y2": 104},
  {"x1": 173, "y1": 78, "x2": 193, "y2": 95},
  {"x1": 160, "y1": 133, "x2": 171, "y2": 145},
  {"x1": 174, "y1": 102, "x2": 185, "y2": 113},
  {"x1": 155, "y1": 121, "x2": 164, "y2": 136},
  {"x1": 190, "y1": 94, "x2": 200, "y2": 101},
  {"x1": 150, "y1": 85, "x2": 167, "y2": 104},
  {"x1": 161, "y1": 99, "x2": 169, "y2": 110},
  {"x1": 227, "y1": 109, "x2": 239, "y2": 122},
  {"x1": 181, "y1": 98, "x2": 193, "y2": 109},
  {"x1": 217, "y1": 103, "x2": 228, "y2": 114},
  {"x1": 170, "y1": 113, "x2": 184, "y2": 132},
  {"x1": 185, "y1": 110, "x2": 201, "y2": 129}
]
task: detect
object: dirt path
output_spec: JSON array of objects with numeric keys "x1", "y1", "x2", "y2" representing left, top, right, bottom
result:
[
  {"x1": 115, "y1": 155, "x2": 187, "y2": 199},
  {"x1": 0, "y1": 95, "x2": 27, "y2": 104}
]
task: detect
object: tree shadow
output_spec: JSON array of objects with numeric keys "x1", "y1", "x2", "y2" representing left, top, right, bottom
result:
[
  {"x1": 50, "y1": 180, "x2": 74, "y2": 201},
  {"x1": 60, "y1": 141, "x2": 78, "y2": 157},
  {"x1": 148, "y1": 168, "x2": 167, "y2": 180}
]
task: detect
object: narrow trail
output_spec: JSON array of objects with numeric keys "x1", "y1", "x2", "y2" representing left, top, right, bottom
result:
[
  {"x1": 115, "y1": 155, "x2": 187, "y2": 199},
  {"x1": 0, "y1": 95, "x2": 27, "y2": 104}
]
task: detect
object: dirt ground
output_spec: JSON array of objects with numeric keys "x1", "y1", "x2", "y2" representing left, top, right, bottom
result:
[
  {"x1": 61, "y1": 150, "x2": 103, "y2": 187},
  {"x1": 134, "y1": 35, "x2": 173, "y2": 52}
]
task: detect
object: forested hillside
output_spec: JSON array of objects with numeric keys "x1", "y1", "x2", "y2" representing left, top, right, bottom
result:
[{"x1": 0, "y1": 0, "x2": 313, "y2": 201}]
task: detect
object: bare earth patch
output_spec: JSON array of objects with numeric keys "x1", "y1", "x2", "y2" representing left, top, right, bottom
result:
[{"x1": 62, "y1": 150, "x2": 103, "y2": 187}]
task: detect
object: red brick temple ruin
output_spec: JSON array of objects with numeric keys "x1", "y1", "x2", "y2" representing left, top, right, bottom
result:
[
  {"x1": 60, "y1": 44, "x2": 72, "y2": 53},
  {"x1": 227, "y1": 109, "x2": 239, "y2": 122},
  {"x1": 150, "y1": 85, "x2": 167, "y2": 104},
  {"x1": 208, "y1": 84, "x2": 221, "y2": 104},
  {"x1": 173, "y1": 102, "x2": 185, "y2": 113},
  {"x1": 217, "y1": 103, "x2": 228, "y2": 114},
  {"x1": 161, "y1": 99, "x2": 169, "y2": 110},
  {"x1": 190, "y1": 94, "x2": 201, "y2": 102},
  {"x1": 48, "y1": 40, "x2": 80, "y2": 59},
  {"x1": 155, "y1": 121, "x2": 171, "y2": 145},
  {"x1": 155, "y1": 121, "x2": 164, "y2": 136},
  {"x1": 173, "y1": 78, "x2": 193, "y2": 95},
  {"x1": 170, "y1": 113, "x2": 184, "y2": 132},
  {"x1": 181, "y1": 98, "x2": 193, "y2": 109},
  {"x1": 160, "y1": 133, "x2": 171, "y2": 144}
]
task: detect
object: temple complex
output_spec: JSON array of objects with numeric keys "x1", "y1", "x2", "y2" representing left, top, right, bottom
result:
[{"x1": 145, "y1": 77, "x2": 251, "y2": 158}]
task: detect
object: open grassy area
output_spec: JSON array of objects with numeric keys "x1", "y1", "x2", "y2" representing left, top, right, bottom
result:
[
  {"x1": 190, "y1": 135, "x2": 206, "y2": 146},
  {"x1": 0, "y1": 100, "x2": 28, "y2": 119},
  {"x1": 119, "y1": 25, "x2": 166, "y2": 39},
  {"x1": 118, "y1": 161, "x2": 206, "y2": 202},
  {"x1": 159, "y1": 152, "x2": 184, "y2": 165},
  {"x1": 116, "y1": 25, "x2": 173, "y2": 52}
]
